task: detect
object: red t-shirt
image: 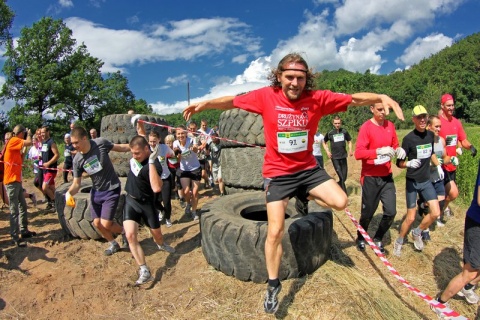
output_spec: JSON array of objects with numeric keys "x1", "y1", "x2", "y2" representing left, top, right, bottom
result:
[
  {"x1": 4, "y1": 137, "x2": 25, "y2": 184},
  {"x1": 439, "y1": 115, "x2": 466, "y2": 172},
  {"x1": 354, "y1": 119, "x2": 399, "y2": 180},
  {"x1": 233, "y1": 87, "x2": 352, "y2": 178}
]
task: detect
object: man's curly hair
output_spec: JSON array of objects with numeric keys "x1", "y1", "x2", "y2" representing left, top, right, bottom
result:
[{"x1": 267, "y1": 53, "x2": 316, "y2": 90}]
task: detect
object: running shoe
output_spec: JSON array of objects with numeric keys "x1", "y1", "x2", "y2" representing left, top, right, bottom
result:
[
  {"x1": 104, "y1": 242, "x2": 120, "y2": 256},
  {"x1": 421, "y1": 230, "x2": 431, "y2": 241},
  {"x1": 21, "y1": 230, "x2": 37, "y2": 239},
  {"x1": 373, "y1": 238, "x2": 385, "y2": 254},
  {"x1": 356, "y1": 238, "x2": 366, "y2": 252},
  {"x1": 135, "y1": 268, "x2": 153, "y2": 285},
  {"x1": 157, "y1": 243, "x2": 176, "y2": 253},
  {"x1": 457, "y1": 286, "x2": 479, "y2": 304},
  {"x1": 185, "y1": 204, "x2": 192, "y2": 215},
  {"x1": 264, "y1": 283, "x2": 282, "y2": 314},
  {"x1": 430, "y1": 297, "x2": 450, "y2": 319},
  {"x1": 436, "y1": 218, "x2": 445, "y2": 227},
  {"x1": 30, "y1": 193, "x2": 37, "y2": 207},
  {"x1": 412, "y1": 230, "x2": 424, "y2": 251},
  {"x1": 165, "y1": 219, "x2": 172, "y2": 228},
  {"x1": 444, "y1": 207, "x2": 452, "y2": 217},
  {"x1": 192, "y1": 211, "x2": 199, "y2": 221},
  {"x1": 121, "y1": 233, "x2": 129, "y2": 249},
  {"x1": 179, "y1": 198, "x2": 186, "y2": 209},
  {"x1": 393, "y1": 241, "x2": 403, "y2": 257}
]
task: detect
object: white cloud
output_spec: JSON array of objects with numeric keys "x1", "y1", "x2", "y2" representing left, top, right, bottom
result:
[
  {"x1": 166, "y1": 74, "x2": 189, "y2": 85},
  {"x1": 395, "y1": 33, "x2": 453, "y2": 67},
  {"x1": 59, "y1": 0, "x2": 74, "y2": 8},
  {"x1": 65, "y1": 17, "x2": 262, "y2": 74}
]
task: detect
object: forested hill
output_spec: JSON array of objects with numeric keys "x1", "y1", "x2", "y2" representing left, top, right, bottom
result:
[
  {"x1": 316, "y1": 32, "x2": 480, "y2": 132},
  {"x1": 163, "y1": 32, "x2": 480, "y2": 133}
]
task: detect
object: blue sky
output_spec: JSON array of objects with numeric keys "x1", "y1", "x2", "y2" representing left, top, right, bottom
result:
[{"x1": 2, "y1": 0, "x2": 479, "y2": 115}]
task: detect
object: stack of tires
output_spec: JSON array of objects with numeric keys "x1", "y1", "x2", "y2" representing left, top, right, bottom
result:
[
  {"x1": 55, "y1": 113, "x2": 168, "y2": 239},
  {"x1": 200, "y1": 109, "x2": 334, "y2": 283}
]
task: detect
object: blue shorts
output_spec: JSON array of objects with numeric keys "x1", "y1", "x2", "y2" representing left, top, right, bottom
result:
[
  {"x1": 406, "y1": 179, "x2": 437, "y2": 209},
  {"x1": 90, "y1": 187, "x2": 121, "y2": 220},
  {"x1": 432, "y1": 180, "x2": 445, "y2": 197}
]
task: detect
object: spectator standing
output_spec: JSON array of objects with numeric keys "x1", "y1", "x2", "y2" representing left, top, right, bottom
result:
[
  {"x1": 312, "y1": 130, "x2": 325, "y2": 169},
  {"x1": 89, "y1": 128, "x2": 98, "y2": 139},
  {"x1": 207, "y1": 131, "x2": 225, "y2": 196},
  {"x1": 323, "y1": 116, "x2": 353, "y2": 194},
  {"x1": 40, "y1": 126, "x2": 60, "y2": 212},
  {"x1": 4, "y1": 125, "x2": 36, "y2": 246},
  {"x1": 63, "y1": 133, "x2": 76, "y2": 183}
]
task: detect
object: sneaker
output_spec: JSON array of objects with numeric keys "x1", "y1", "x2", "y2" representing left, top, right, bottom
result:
[
  {"x1": 436, "y1": 218, "x2": 445, "y2": 228},
  {"x1": 104, "y1": 242, "x2": 120, "y2": 256},
  {"x1": 373, "y1": 238, "x2": 385, "y2": 254},
  {"x1": 444, "y1": 207, "x2": 452, "y2": 217},
  {"x1": 13, "y1": 238, "x2": 27, "y2": 247},
  {"x1": 158, "y1": 210, "x2": 164, "y2": 221},
  {"x1": 165, "y1": 219, "x2": 172, "y2": 228},
  {"x1": 264, "y1": 283, "x2": 282, "y2": 314},
  {"x1": 219, "y1": 193, "x2": 225, "y2": 197},
  {"x1": 121, "y1": 233, "x2": 129, "y2": 249},
  {"x1": 21, "y1": 230, "x2": 37, "y2": 239},
  {"x1": 412, "y1": 230, "x2": 424, "y2": 251},
  {"x1": 393, "y1": 241, "x2": 403, "y2": 257},
  {"x1": 30, "y1": 194, "x2": 37, "y2": 207},
  {"x1": 457, "y1": 286, "x2": 479, "y2": 304},
  {"x1": 192, "y1": 211, "x2": 199, "y2": 221},
  {"x1": 45, "y1": 201, "x2": 56, "y2": 213},
  {"x1": 421, "y1": 230, "x2": 431, "y2": 241},
  {"x1": 185, "y1": 204, "x2": 192, "y2": 215},
  {"x1": 179, "y1": 198, "x2": 186, "y2": 209},
  {"x1": 45, "y1": 201, "x2": 53, "y2": 210},
  {"x1": 135, "y1": 268, "x2": 153, "y2": 285},
  {"x1": 430, "y1": 297, "x2": 450, "y2": 319},
  {"x1": 356, "y1": 238, "x2": 366, "y2": 252},
  {"x1": 157, "y1": 243, "x2": 176, "y2": 253}
]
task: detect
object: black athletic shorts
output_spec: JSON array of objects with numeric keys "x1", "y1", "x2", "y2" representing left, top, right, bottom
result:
[
  {"x1": 464, "y1": 216, "x2": 480, "y2": 270},
  {"x1": 177, "y1": 167, "x2": 202, "y2": 181},
  {"x1": 123, "y1": 195, "x2": 160, "y2": 229},
  {"x1": 443, "y1": 169, "x2": 456, "y2": 185},
  {"x1": 264, "y1": 166, "x2": 332, "y2": 203}
]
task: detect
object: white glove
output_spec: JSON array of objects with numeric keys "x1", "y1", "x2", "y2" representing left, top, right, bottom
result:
[
  {"x1": 149, "y1": 145, "x2": 159, "y2": 164},
  {"x1": 450, "y1": 156, "x2": 459, "y2": 166},
  {"x1": 395, "y1": 147, "x2": 406, "y2": 160},
  {"x1": 406, "y1": 159, "x2": 421, "y2": 169},
  {"x1": 376, "y1": 146, "x2": 395, "y2": 158},
  {"x1": 456, "y1": 147, "x2": 463, "y2": 156},
  {"x1": 438, "y1": 157, "x2": 444, "y2": 165},
  {"x1": 374, "y1": 155, "x2": 391, "y2": 165},
  {"x1": 131, "y1": 114, "x2": 141, "y2": 126},
  {"x1": 436, "y1": 165, "x2": 444, "y2": 180}
]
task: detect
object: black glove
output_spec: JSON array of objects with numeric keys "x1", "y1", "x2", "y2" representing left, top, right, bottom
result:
[{"x1": 471, "y1": 145, "x2": 477, "y2": 157}]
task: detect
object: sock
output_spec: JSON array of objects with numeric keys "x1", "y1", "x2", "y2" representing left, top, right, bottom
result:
[
  {"x1": 437, "y1": 294, "x2": 446, "y2": 304},
  {"x1": 268, "y1": 278, "x2": 280, "y2": 288},
  {"x1": 465, "y1": 283, "x2": 474, "y2": 290},
  {"x1": 396, "y1": 237, "x2": 404, "y2": 245}
]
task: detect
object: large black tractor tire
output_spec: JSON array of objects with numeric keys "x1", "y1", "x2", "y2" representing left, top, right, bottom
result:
[
  {"x1": 100, "y1": 114, "x2": 169, "y2": 144},
  {"x1": 200, "y1": 192, "x2": 332, "y2": 283},
  {"x1": 221, "y1": 147, "x2": 264, "y2": 189},
  {"x1": 218, "y1": 109, "x2": 265, "y2": 148},
  {"x1": 55, "y1": 179, "x2": 126, "y2": 240}
]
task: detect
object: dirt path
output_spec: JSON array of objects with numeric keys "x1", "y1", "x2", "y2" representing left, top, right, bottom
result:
[{"x1": 0, "y1": 157, "x2": 478, "y2": 320}]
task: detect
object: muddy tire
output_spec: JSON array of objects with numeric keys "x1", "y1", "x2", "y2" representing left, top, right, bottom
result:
[
  {"x1": 200, "y1": 192, "x2": 332, "y2": 283},
  {"x1": 218, "y1": 109, "x2": 265, "y2": 148},
  {"x1": 108, "y1": 151, "x2": 131, "y2": 177},
  {"x1": 55, "y1": 179, "x2": 126, "y2": 240},
  {"x1": 100, "y1": 114, "x2": 169, "y2": 144},
  {"x1": 221, "y1": 147, "x2": 264, "y2": 189},
  {"x1": 224, "y1": 186, "x2": 263, "y2": 195}
]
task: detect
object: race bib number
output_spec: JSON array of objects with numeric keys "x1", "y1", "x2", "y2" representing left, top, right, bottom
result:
[
  {"x1": 64, "y1": 149, "x2": 71, "y2": 157},
  {"x1": 129, "y1": 158, "x2": 142, "y2": 177},
  {"x1": 41, "y1": 144, "x2": 48, "y2": 152},
  {"x1": 277, "y1": 131, "x2": 308, "y2": 154},
  {"x1": 333, "y1": 133, "x2": 345, "y2": 143},
  {"x1": 445, "y1": 134, "x2": 458, "y2": 147},
  {"x1": 83, "y1": 156, "x2": 103, "y2": 175},
  {"x1": 159, "y1": 156, "x2": 166, "y2": 166},
  {"x1": 416, "y1": 144, "x2": 432, "y2": 159}
]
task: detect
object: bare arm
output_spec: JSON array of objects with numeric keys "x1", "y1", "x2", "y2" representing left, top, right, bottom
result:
[
  {"x1": 183, "y1": 96, "x2": 236, "y2": 121},
  {"x1": 350, "y1": 93, "x2": 404, "y2": 121},
  {"x1": 112, "y1": 144, "x2": 130, "y2": 152},
  {"x1": 149, "y1": 162, "x2": 163, "y2": 193},
  {"x1": 67, "y1": 177, "x2": 82, "y2": 196},
  {"x1": 44, "y1": 142, "x2": 60, "y2": 167},
  {"x1": 348, "y1": 140, "x2": 353, "y2": 156}
]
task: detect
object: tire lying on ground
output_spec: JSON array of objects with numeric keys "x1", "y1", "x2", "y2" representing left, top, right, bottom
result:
[
  {"x1": 200, "y1": 192, "x2": 333, "y2": 283},
  {"x1": 221, "y1": 147, "x2": 264, "y2": 190},
  {"x1": 218, "y1": 109, "x2": 265, "y2": 147},
  {"x1": 55, "y1": 178, "x2": 126, "y2": 240}
]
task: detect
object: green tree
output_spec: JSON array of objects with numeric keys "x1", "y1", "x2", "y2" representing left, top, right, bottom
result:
[{"x1": 0, "y1": 0, "x2": 14, "y2": 45}]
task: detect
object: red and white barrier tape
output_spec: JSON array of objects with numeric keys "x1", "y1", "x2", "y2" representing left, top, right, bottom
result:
[
  {"x1": 344, "y1": 208, "x2": 468, "y2": 319},
  {"x1": 139, "y1": 120, "x2": 265, "y2": 149}
]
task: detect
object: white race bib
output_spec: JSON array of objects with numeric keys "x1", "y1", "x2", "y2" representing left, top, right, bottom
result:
[
  {"x1": 333, "y1": 133, "x2": 345, "y2": 143},
  {"x1": 416, "y1": 144, "x2": 432, "y2": 159},
  {"x1": 83, "y1": 156, "x2": 103, "y2": 175},
  {"x1": 41, "y1": 144, "x2": 48, "y2": 152},
  {"x1": 129, "y1": 158, "x2": 142, "y2": 177},
  {"x1": 277, "y1": 131, "x2": 308, "y2": 154},
  {"x1": 64, "y1": 149, "x2": 71, "y2": 157}
]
